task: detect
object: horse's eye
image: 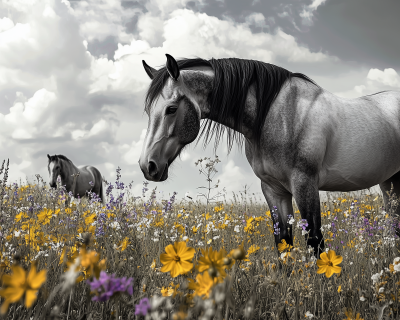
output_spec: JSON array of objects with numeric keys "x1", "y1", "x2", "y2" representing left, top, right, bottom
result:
[{"x1": 166, "y1": 106, "x2": 178, "y2": 115}]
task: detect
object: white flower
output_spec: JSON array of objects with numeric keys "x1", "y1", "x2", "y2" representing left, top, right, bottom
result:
[
  {"x1": 182, "y1": 236, "x2": 188, "y2": 241},
  {"x1": 371, "y1": 271, "x2": 383, "y2": 285},
  {"x1": 14, "y1": 231, "x2": 20, "y2": 237},
  {"x1": 234, "y1": 225, "x2": 240, "y2": 233},
  {"x1": 379, "y1": 287, "x2": 385, "y2": 293},
  {"x1": 61, "y1": 257, "x2": 81, "y2": 293},
  {"x1": 360, "y1": 296, "x2": 366, "y2": 302},
  {"x1": 197, "y1": 241, "x2": 204, "y2": 246},
  {"x1": 213, "y1": 236, "x2": 220, "y2": 240},
  {"x1": 305, "y1": 311, "x2": 314, "y2": 318},
  {"x1": 110, "y1": 221, "x2": 121, "y2": 230},
  {"x1": 288, "y1": 217, "x2": 295, "y2": 225}
]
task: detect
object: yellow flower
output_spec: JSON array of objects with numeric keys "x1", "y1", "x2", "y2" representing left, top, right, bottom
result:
[
  {"x1": 84, "y1": 214, "x2": 96, "y2": 226},
  {"x1": 343, "y1": 308, "x2": 364, "y2": 320},
  {"x1": 172, "y1": 311, "x2": 188, "y2": 320},
  {"x1": 247, "y1": 244, "x2": 260, "y2": 255},
  {"x1": 79, "y1": 246, "x2": 105, "y2": 279},
  {"x1": 118, "y1": 237, "x2": 130, "y2": 251},
  {"x1": 277, "y1": 239, "x2": 292, "y2": 252},
  {"x1": 191, "y1": 226, "x2": 198, "y2": 234},
  {"x1": 160, "y1": 242, "x2": 195, "y2": 278},
  {"x1": 15, "y1": 212, "x2": 27, "y2": 223},
  {"x1": 0, "y1": 262, "x2": 46, "y2": 314},
  {"x1": 197, "y1": 247, "x2": 227, "y2": 278},
  {"x1": 37, "y1": 209, "x2": 53, "y2": 225},
  {"x1": 150, "y1": 259, "x2": 156, "y2": 270},
  {"x1": 188, "y1": 272, "x2": 221, "y2": 298},
  {"x1": 338, "y1": 285, "x2": 342, "y2": 293},
  {"x1": 317, "y1": 250, "x2": 342, "y2": 278},
  {"x1": 161, "y1": 283, "x2": 180, "y2": 297}
]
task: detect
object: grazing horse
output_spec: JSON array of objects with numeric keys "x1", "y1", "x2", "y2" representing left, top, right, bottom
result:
[
  {"x1": 139, "y1": 54, "x2": 400, "y2": 255},
  {"x1": 47, "y1": 154, "x2": 104, "y2": 203}
]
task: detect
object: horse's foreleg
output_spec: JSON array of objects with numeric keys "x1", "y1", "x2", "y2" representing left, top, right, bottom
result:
[
  {"x1": 261, "y1": 181, "x2": 294, "y2": 247},
  {"x1": 291, "y1": 171, "x2": 324, "y2": 257}
]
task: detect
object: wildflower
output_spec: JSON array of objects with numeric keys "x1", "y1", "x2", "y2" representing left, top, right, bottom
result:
[
  {"x1": 0, "y1": 262, "x2": 46, "y2": 314},
  {"x1": 197, "y1": 247, "x2": 227, "y2": 278},
  {"x1": 80, "y1": 246, "x2": 106, "y2": 279},
  {"x1": 389, "y1": 257, "x2": 400, "y2": 273},
  {"x1": 161, "y1": 283, "x2": 180, "y2": 297},
  {"x1": 172, "y1": 311, "x2": 187, "y2": 320},
  {"x1": 230, "y1": 245, "x2": 246, "y2": 260},
  {"x1": 247, "y1": 244, "x2": 260, "y2": 255},
  {"x1": 371, "y1": 270, "x2": 383, "y2": 285},
  {"x1": 316, "y1": 250, "x2": 342, "y2": 278},
  {"x1": 234, "y1": 225, "x2": 240, "y2": 233},
  {"x1": 37, "y1": 209, "x2": 53, "y2": 225},
  {"x1": 343, "y1": 308, "x2": 364, "y2": 320},
  {"x1": 118, "y1": 237, "x2": 130, "y2": 251},
  {"x1": 277, "y1": 239, "x2": 292, "y2": 252},
  {"x1": 188, "y1": 271, "x2": 221, "y2": 298},
  {"x1": 61, "y1": 257, "x2": 81, "y2": 292},
  {"x1": 305, "y1": 311, "x2": 314, "y2": 318},
  {"x1": 87, "y1": 271, "x2": 133, "y2": 302},
  {"x1": 135, "y1": 297, "x2": 151, "y2": 316},
  {"x1": 160, "y1": 241, "x2": 195, "y2": 278},
  {"x1": 150, "y1": 259, "x2": 156, "y2": 270}
]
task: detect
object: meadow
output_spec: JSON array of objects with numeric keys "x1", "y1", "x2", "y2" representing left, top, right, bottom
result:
[{"x1": 0, "y1": 157, "x2": 399, "y2": 320}]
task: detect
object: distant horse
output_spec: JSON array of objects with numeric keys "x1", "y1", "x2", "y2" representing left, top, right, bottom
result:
[
  {"x1": 47, "y1": 154, "x2": 104, "y2": 203},
  {"x1": 139, "y1": 54, "x2": 400, "y2": 255}
]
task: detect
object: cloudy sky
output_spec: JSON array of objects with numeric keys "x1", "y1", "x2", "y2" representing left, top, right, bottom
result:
[{"x1": 1, "y1": 0, "x2": 399, "y2": 200}]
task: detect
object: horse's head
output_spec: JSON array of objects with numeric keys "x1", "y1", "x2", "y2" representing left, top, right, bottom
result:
[
  {"x1": 139, "y1": 54, "x2": 213, "y2": 182},
  {"x1": 47, "y1": 154, "x2": 64, "y2": 188}
]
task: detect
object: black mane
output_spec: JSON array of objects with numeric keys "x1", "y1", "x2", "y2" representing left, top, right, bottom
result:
[
  {"x1": 145, "y1": 57, "x2": 317, "y2": 150},
  {"x1": 48, "y1": 154, "x2": 72, "y2": 164}
]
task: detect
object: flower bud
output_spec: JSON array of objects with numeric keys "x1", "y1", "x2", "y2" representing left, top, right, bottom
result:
[
  {"x1": 222, "y1": 257, "x2": 232, "y2": 266},
  {"x1": 208, "y1": 266, "x2": 218, "y2": 278},
  {"x1": 231, "y1": 248, "x2": 246, "y2": 260}
]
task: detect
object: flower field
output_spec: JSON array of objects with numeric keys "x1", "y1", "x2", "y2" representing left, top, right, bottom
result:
[{"x1": 0, "y1": 158, "x2": 400, "y2": 320}]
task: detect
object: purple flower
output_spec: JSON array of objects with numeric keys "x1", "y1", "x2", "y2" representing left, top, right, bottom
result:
[
  {"x1": 87, "y1": 271, "x2": 133, "y2": 302},
  {"x1": 135, "y1": 297, "x2": 151, "y2": 316}
]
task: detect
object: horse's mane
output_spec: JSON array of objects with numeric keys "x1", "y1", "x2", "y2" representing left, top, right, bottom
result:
[
  {"x1": 48, "y1": 154, "x2": 72, "y2": 164},
  {"x1": 145, "y1": 57, "x2": 317, "y2": 151}
]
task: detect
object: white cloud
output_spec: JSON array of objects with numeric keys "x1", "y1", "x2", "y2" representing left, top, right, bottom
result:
[
  {"x1": 121, "y1": 129, "x2": 146, "y2": 165},
  {"x1": 300, "y1": 0, "x2": 327, "y2": 26},
  {"x1": 335, "y1": 67, "x2": 400, "y2": 98},
  {"x1": 0, "y1": 88, "x2": 57, "y2": 139},
  {"x1": 0, "y1": 17, "x2": 14, "y2": 32},
  {"x1": 367, "y1": 68, "x2": 400, "y2": 88},
  {"x1": 218, "y1": 160, "x2": 247, "y2": 193}
]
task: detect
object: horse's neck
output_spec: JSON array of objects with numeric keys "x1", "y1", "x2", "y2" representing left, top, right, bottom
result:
[{"x1": 62, "y1": 161, "x2": 79, "y2": 189}]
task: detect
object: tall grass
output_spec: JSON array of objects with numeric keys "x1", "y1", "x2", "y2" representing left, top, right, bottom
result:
[{"x1": 0, "y1": 158, "x2": 399, "y2": 320}]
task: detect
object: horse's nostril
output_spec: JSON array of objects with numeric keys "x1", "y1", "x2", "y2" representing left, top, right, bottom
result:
[{"x1": 148, "y1": 161, "x2": 158, "y2": 177}]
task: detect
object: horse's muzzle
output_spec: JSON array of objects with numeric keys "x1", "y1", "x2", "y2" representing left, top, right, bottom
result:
[{"x1": 140, "y1": 160, "x2": 168, "y2": 182}]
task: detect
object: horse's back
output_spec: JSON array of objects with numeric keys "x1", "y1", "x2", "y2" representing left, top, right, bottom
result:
[{"x1": 319, "y1": 90, "x2": 400, "y2": 191}]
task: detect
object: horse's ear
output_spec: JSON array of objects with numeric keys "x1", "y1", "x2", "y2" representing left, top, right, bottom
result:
[
  {"x1": 165, "y1": 54, "x2": 180, "y2": 81},
  {"x1": 47, "y1": 154, "x2": 50, "y2": 160},
  {"x1": 142, "y1": 60, "x2": 156, "y2": 80}
]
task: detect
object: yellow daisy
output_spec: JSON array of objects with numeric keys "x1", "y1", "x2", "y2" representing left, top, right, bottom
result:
[
  {"x1": 160, "y1": 242, "x2": 195, "y2": 278},
  {"x1": 317, "y1": 250, "x2": 342, "y2": 278}
]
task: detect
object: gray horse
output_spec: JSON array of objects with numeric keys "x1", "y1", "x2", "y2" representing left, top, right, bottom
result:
[
  {"x1": 47, "y1": 154, "x2": 104, "y2": 203},
  {"x1": 139, "y1": 54, "x2": 400, "y2": 255}
]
